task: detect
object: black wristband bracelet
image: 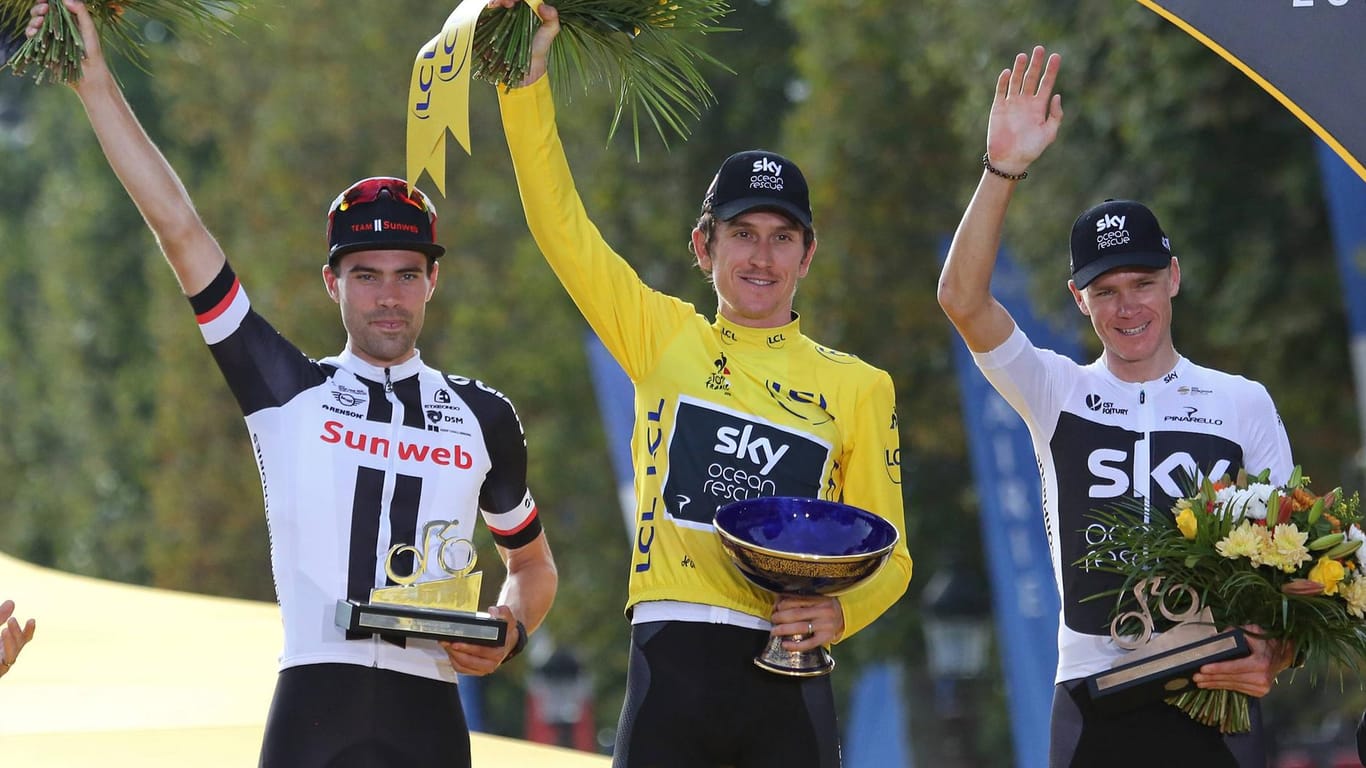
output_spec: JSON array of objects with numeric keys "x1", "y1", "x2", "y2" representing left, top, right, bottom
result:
[
  {"x1": 503, "y1": 619, "x2": 528, "y2": 664},
  {"x1": 982, "y1": 152, "x2": 1028, "y2": 181}
]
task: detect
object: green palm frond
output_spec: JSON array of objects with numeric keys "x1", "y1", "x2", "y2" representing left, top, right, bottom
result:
[
  {"x1": 473, "y1": 0, "x2": 735, "y2": 155},
  {"x1": 2, "y1": 0, "x2": 248, "y2": 84}
]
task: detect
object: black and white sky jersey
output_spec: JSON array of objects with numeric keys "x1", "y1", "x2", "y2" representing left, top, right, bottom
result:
[{"x1": 975, "y1": 327, "x2": 1292, "y2": 683}]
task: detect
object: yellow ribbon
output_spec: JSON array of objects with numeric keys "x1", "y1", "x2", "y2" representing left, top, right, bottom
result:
[
  {"x1": 405, "y1": 0, "x2": 483, "y2": 197},
  {"x1": 406, "y1": 0, "x2": 544, "y2": 196}
]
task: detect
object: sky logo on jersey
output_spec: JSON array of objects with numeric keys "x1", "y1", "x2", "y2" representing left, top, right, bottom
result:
[
  {"x1": 319, "y1": 420, "x2": 473, "y2": 469},
  {"x1": 714, "y1": 424, "x2": 790, "y2": 476},
  {"x1": 663, "y1": 398, "x2": 830, "y2": 526}
]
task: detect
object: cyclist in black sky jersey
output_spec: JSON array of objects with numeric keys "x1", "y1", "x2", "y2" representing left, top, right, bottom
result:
[{"x1": 937, "y1": 44, "x2": 1295, "y2": 767}]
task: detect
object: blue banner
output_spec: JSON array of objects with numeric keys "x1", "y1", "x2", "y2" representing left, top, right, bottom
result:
[
  {"x1": 1315, "y1": 142, "x2": 1366, "y2": 454},
  {"x1": 584, "y1": 331, "x2": 638, "y2": 537},
  {"x1": 845, "y1": 662, "x2": 914, "y2": 768},
  {"x1": 946, "y1": 246, "x2": 1073, "y2": 768}
]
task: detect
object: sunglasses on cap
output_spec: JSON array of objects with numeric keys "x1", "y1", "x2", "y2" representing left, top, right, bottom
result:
[{"x1": 328, "y1": 177, "x2": 437, "y2": 225}]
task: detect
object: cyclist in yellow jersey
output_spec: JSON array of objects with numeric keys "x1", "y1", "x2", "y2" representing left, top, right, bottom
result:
[{"x1": 490, "y1": 3, "x2": 911, "y2": 766}]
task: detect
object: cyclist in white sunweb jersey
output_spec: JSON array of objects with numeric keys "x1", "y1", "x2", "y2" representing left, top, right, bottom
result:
[{"x1": 23, "y1": 2, "x2": 557, "y2": 765}]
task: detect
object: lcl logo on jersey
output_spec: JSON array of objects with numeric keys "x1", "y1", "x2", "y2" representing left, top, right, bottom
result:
[
  {"x1": 766, "y1": 380, "x2": 832, "y2": 425},
  {"x1": 813, "y1": 344, "x2": 856, "y2": 365}
]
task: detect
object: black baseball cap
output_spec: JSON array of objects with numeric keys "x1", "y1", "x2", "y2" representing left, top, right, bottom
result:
[
  {"x1": 1069, "y1": 199, "x2": 1173, "y2": 289},
  {"x1": 326, "y1": 177, "x2": 446, "y2": 263},
  {"x1": 701, "y1": 150, "x2": 813, "y2": 230}
]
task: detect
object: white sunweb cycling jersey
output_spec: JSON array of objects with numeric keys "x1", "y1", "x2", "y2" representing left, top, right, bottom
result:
[
  {"x1": 189, "y1": 263, "x2": 541, "y2": 683},
  {"x1": 974, "y1": 326, "x2": 1293, "y2": 683}
]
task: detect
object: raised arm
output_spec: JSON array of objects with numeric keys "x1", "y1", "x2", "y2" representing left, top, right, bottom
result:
[
  {"x1": 29, "y1": 0, "x2": 225, "y2": 295},
  {"x1": 937, "y1": 45, "x2": 1063, "y2": 353}
]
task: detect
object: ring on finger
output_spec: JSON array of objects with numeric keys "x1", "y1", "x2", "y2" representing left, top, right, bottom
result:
[{"x1": 807, "y1": 621, "x2": 814, "y2": 636}]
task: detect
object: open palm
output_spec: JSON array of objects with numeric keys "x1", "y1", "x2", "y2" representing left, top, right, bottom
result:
[{"x1": 986, "y1": 46, "x2": 1063, "y2": 175}]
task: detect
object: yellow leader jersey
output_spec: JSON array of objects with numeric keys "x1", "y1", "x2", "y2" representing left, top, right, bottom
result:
[{"x1": 500, "y1": 79, "x2": 911, "y2": 640}]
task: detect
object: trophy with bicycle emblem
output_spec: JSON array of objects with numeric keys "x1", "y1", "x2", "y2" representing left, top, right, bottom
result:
[
  {"x1": 335, "y1": 520, "x2": 507, "y2": 646},
  {"x1": 713, "y1": 497, "x2": 900, "y2": 676},
  {"x1": 1086, "y1": 576, "x2": 1250, "y2": 712}
]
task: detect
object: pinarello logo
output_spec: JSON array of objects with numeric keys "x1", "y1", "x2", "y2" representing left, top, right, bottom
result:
[{"x1": 1085, "y1": 394, "x2": 1103, "y2": 411}]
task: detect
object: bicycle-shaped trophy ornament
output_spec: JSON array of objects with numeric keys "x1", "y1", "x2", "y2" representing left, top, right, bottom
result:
[
  {"x1": 1087, "y1": 577, "x2": 1250, "y2": 712},
  {"x1": 335, "y1": 520, "x2": 507, "y2": 646}
]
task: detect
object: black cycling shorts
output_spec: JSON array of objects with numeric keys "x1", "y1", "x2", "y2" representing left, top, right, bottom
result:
[
  {"x1": 259, "y1": 663, "x2": 470, "y2": 768},
  {"x1": 612, "y1": 621, "x2": 840, "y2": 768},
  {"x1": 1049, "y1": 678, "x2": 1265, "y2": 768}
]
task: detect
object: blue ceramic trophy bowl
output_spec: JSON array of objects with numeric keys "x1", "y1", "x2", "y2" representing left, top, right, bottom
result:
[{"x1": 713, "y1": 497, "x2": 899, "y2": 676}]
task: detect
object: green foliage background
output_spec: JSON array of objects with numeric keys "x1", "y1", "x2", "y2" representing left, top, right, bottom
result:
[{"x1": 1, "y1": 0, "x2": 1361, "y2": 761}]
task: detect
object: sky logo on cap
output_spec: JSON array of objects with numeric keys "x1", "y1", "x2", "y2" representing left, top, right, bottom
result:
[
  {"x1": 752, "y1": 157, "x2": 783, "y2": 175},
  {"x1": 1095, "y1": 214, "x2": 1126, "y2": 232}
]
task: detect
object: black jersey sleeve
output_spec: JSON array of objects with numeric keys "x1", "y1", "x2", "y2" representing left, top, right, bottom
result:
[
  {"x1": 188, "y1": 262, "x2": 328, "y2": 417},
  {"x1": 449, "y1": 376, "x2": 542, "y2": 549}
]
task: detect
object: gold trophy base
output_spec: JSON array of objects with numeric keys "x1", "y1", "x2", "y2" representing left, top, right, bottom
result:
[
  {"x1": 1086, "y1": 628, "x2": 1249, "y2": 712},
  {"x1": 334, "y1": 599, "x2": 507, "y2": 646},
  {"x1": 754, "y1": 635, "x2": 836, "y2": 677}
]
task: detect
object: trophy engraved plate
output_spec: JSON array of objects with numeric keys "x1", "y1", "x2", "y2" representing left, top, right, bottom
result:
[
  {"x1": 334, "y1": 520, "x2": 507, "y2": 646},
  {"x1": 1086, "y1": 577, "x2": 1249, "y2": 712},
  {"x1": 714, "y1": 497, "x2": 900, "y2": 677}
]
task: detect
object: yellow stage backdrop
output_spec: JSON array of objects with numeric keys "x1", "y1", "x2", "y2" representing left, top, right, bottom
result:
[{"x1": 0, "y1": 553, "x2": 607, "y2": 767}]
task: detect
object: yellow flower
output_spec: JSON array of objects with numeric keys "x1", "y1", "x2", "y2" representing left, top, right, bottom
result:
[
  {"x1": 1216, "y1": 521, "x2": 1269, "y2": 561},
  {"x1": 1262, "y1": 524, "x2": 1311, "y2": 573},
  {"x1": 1342, "y1": 577, "x2": 1366, "y2": 618},
  {"x1": 1308, "y1": 556, "x2": 1347, "y2": 595},
  {"x1": 1176, "y1": 507, "x2": 1199, "y2": 539}
]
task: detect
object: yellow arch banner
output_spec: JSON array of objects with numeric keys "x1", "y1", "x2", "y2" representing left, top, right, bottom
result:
[{"x1": 1138, "y1": 0, "x2": 1365, "y2": 182}]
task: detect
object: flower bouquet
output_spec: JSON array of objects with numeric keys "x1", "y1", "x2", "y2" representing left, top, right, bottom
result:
[
  {"x1": 473, "y1": 0, "x2": 733, "y2": 152},
  {"x1": 1085, "y1": 466, "x2": 1365, "y2": 733},
  {"x1": 1, "y1": 0, "x2": 247, "y2": 84}
]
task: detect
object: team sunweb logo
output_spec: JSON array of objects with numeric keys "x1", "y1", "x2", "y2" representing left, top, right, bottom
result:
[{"x1": 319, "y1": 420, "x2": 473, "y2": 468}]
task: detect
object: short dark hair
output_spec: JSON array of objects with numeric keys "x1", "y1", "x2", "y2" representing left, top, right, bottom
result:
[{"x1": 688, "y1": 210, "x2": 817, "y2": 266}]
